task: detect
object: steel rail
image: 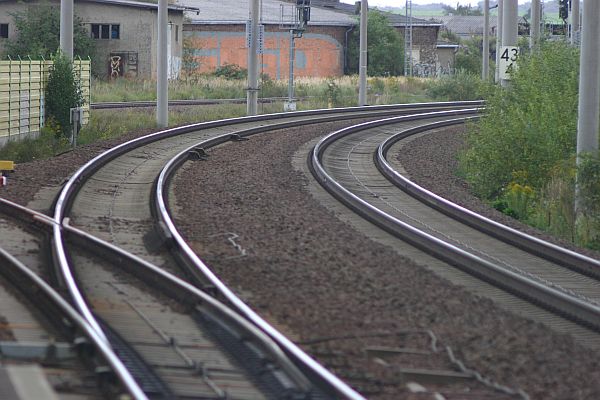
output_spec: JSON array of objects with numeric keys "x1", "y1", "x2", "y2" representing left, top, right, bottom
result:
[
  {"x1": 152, "y1": 111, "x2": 473, "y2": 398},
  {"x1": 375, "y1": 118, "x2": 600, "y2": 280},
  {"x1": 153, "y1": 105, "x2": 482, "y2": 399},
  {"x1": 155, "y1": 138, "x2": 365, "y2": 400},
  {"x1": 0, "y1": 244, "x2": 147, "y2": 400},
  {"x1": 61, "y1": 218, "x2": 316, "y2": 395},
  {"x1": 91, "y1": 97, "x2": 295, "y2": 109},
  {"x1": 50, "y1": 102, "x2": 480, "y2": 399},
  {"x1": 51, "y1": 101, "x2": 482, "y2": 342},
  {"x1": 91, "y1": 98, "x2": 483, "y2": 110},
  {"x1": 310, "y1": 111, "x2": 600, "y2": 332}
]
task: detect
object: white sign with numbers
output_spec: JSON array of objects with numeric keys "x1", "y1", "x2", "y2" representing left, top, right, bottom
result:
[{"x1": 499, "y1": 46, "x2": 519, "y2": 80}]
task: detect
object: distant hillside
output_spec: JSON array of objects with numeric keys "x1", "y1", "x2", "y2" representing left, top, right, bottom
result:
[{"x1": 379, "y1": 1, "x2": 562, "y2": 23}]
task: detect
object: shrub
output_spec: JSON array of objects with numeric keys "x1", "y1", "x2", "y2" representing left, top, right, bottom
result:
[
  {"x1": 576, "y1": 155, "x2": 600, "y2": 248},
  {"x1": 459, "y1": 41, "x2": 579, "y2": 199},
  {"x1": 214, "y1": 63, "x2": 247, "y2": 80},
  {"x1": 45, "y1": 52, "x2": 85, "y2": 138},
  {"x1": 426, "y1": 70, "x2": 489, "y2": 101}
]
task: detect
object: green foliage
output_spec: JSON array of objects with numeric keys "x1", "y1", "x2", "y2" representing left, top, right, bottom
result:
[
  {"x1": 213, "y1": 63, "x2": 247, "y2": 80},
  {"x1": 426, "y1": 70, "x2": 490, "y2": 101},
  {"x1": 0, "y1": 127, "x2": 71, "y2": 162},
  {"x1": 460, "y1": 41, "x2": 579, "y2": 200},
  {"x1": 3, "y1": 3, "x2": 95, "y2": 60},
  {"x1": 45, "y1": 52, "x2": 85, "y2": 138},
  {"x1": 182, "y1": 37, "x2": 199, "y2": 76},
  {"x1": 576, "y1": 155, "x2": 600, "y2": 249},
  {"x1": 347, "y1": 10, "x2": 404, "y2": 76},
  {"x1": 443, "y1": 3, "x2": 483, "y2": 16}
]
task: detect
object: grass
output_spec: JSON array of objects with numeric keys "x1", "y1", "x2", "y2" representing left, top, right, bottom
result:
[{"x1": 2, "y1": 74, "x2": 433, "y2": 163}]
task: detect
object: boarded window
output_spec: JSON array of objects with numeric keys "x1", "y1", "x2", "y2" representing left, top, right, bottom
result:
[{"x1": 0, "y1": 24, "x2": 8, "y2": 39}]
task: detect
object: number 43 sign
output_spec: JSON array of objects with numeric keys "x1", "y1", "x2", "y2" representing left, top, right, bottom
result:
[{"x1": 499, "y1": 46, "x2": 519, "y2": 80}]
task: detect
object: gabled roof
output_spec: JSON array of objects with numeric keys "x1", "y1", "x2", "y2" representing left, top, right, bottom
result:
[
  {"x1": 0, "y1": 0, "x2": 198, "y2": 12},
  {"x1": 181, "y1": 0, "x2": 357, "y2": 26},
  {"x1": 179, "y1": 0, "x2": 440, "y2": 27},
  {"x1": 83, "y1": 0, "x2": 197, "y2": 12},
  {"x1": 434, "y1": 15, "x2": 498, "y2": 36}
]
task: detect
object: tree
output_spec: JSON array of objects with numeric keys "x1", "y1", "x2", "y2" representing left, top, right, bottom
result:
[
  {"x1": 347, "y1": 10, "x2": 404, "y2": 76},
  {"x1": 443, "y1": 2, "x2": 483, "y2": 16},
  {"x1": 3, "y1": 4, "x2": 95, "y2": 60},
  {"x1": 45, "y1": 52, "x2": 85, "y2": 139}
]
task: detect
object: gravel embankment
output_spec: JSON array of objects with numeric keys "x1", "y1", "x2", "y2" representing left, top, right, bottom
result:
[
  {"x1": 172, "y1": 122, "x2": 600, "y2": 399},
  {"x1": 1, "y1": 118, "x2": 599, "y2": 399}
]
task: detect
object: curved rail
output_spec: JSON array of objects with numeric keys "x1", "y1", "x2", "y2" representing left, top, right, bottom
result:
[
  {"x1": 51, "y1": 101, "x2": 481, "y2": 340},
  {"x1": 152, "y1": 103, "x2": 486, "y2": 398},
  {"x1": 309, "y1": 112, "x2": 600, "y2": 332},
  {"x1": 49, "y1": 102, "x2": 481, "y2": 399},
  {"x1": 61, "y1": 219, "x2": 315, "y2": 395},
  {"x1": 375, "y1": 119, "x2": 600, "y2": 279},
  {"x1": 155, "y1": 133, "x2": 365, "y2": 399},
  {"x1": 0, "y1": 202, "x2": 147, "y2": 399}
]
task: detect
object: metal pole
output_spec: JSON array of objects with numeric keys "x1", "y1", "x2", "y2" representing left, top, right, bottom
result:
[
  {"x1": 572, "y1": 0, "x2": 580, "y2": 45},
  {"x1": 495, "y1": 0, "x2": 503, "y2": 83},
  {"x1": 577, "y1": 0, "x2": 600, "y2": 161},
  {"x1": 60, "y1": 0, "x2": 74, "y2": 60},
  {"x1": 247, "y1": 0, "x2": 259, "y2": 115},
  {"x1": 500, "y1": 0, "x2": 517, "y2": 88},
  {"x1": 157, "y1": 0, "x2": 168, "y2": 127},
  {"x1": 531, "y1": 0, "x2": 541, "y2": 47},
  {"x1": 482, "y1": 0, "x2": 489, "y2": 80},
  {"x1": 358, "y1": 0, "x2": 367, "y2": 106},
  {"x1": 287, "y1": 29, "x2": 295, "y2": 107}
]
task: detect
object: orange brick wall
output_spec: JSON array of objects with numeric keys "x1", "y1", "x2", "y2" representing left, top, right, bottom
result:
[{"x1": 184, "y1": 24, "x2": 347, "y2": 78}]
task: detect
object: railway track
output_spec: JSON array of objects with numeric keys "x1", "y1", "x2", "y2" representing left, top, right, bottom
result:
[
  {"x1": 38, "y1": 103, "x2": 477, "y2": 399},
  {"x1": 309, "y1": 111, "x2": 600, "y2": 342},
  {"x1": 0, "y1": 199, "x2": 144, "y2": 399},
  {"x1": 4, "y1": 100, "x2": 596, "y2": 398}
]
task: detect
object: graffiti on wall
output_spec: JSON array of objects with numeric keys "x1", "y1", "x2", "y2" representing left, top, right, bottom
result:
[{"x1": 109, "y1": 52, "x2": 139, "y2": 78}]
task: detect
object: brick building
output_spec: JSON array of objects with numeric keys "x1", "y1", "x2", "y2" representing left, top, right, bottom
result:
[
  {"x1": 182, "y1": 0, "x2": 355, "y2": 79},
  {"x1": 181, "y1": 0, "x2": 443, "y2": 79}
]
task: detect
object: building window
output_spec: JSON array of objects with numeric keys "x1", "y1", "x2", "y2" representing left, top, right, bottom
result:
[
  {"x1": 175, "y1": 25, "x2": 179, "y2": 42},
  {"x1": 0, "y1": 24, "x2": 8, "y2": 39},
  {"x1": 91, "y1": 24, "x2": 120, "y2": 39}
]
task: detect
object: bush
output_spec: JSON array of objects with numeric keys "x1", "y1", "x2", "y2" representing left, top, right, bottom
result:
[
  {"x1": 459, "y1": 41, "x2": 579, "y2": 199},
  {"x1": 426, "y1": 70, "x2": 490, "y2": 101},
  {"x1": 214, "y1": 64, "x2": 247, "y2": 80},
  {"x1": 576, "y1": 155, "x2": 600, "y2": 248},
  {"x1": 45, "y1": 52, "x2": 85, "y2": 138}
]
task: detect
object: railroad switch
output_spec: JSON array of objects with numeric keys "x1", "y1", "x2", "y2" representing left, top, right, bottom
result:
[
  {"x1": 188, "y1": 148, "x2": 209, "y2": 161},
  {"x1": 0, "y1": 160, "x2": 14, "y2": 187},
  {"x1": 230, "y1": 133, "x2": 249, "y2": 142}
]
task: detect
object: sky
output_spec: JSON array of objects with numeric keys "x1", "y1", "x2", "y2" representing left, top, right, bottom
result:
[{"x1": 340, "y1": 1, "x2": 530, "y2": 9}]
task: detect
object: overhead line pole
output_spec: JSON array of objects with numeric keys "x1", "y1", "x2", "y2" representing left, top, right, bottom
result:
[
  {"x1": 576, "y1": 0, "x2": 600, "y2": 174},
  {"x1": 495, "y1": 0, "x2": 503, "y2": 83},
  {"x1": 157, "y1": 0, "x2": 168, "y2": 127},
  {"x1": 59, "y1": 0, "x2": 74, "y2": 60},
  {"x1": 500, "y1": 0, "x2": 517, "y2": 88},
  {"x1": 531, "y1": 0, "x2": 541, "y2": 47},
  {"x1": 482, "y1": 0, "x2": 489, "y2": 80},
  {"x1": 247, "y1": 0, "x2": 259, "y2": 115},
  {"x1": 571, "y1": 0, "x2": 580, "y2": 45},
  {"x1": 358, "y1": 0, "x2": 367, "y2": 106}
]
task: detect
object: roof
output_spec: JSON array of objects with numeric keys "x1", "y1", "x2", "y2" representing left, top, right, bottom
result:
[
  {"x1": 434, "y1": 15, "x2": 498, "y2": 36},
  {"x1": 84, "y1": 0, "x2": 198, "y2": 12},
  {"x1": 180, "y1": 0, "x2": 357, "y2": 26},
  {"x1": 179, "y1": 0, "x2": 440, "y2": 27},
  {"x1": 0, "y1": 0, "x2": 198, "y2": 12}
]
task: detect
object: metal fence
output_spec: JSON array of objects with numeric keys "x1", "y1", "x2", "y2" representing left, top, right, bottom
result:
[{"x1": 0, "y1": 57, "x2": 90, "y2": 142}]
